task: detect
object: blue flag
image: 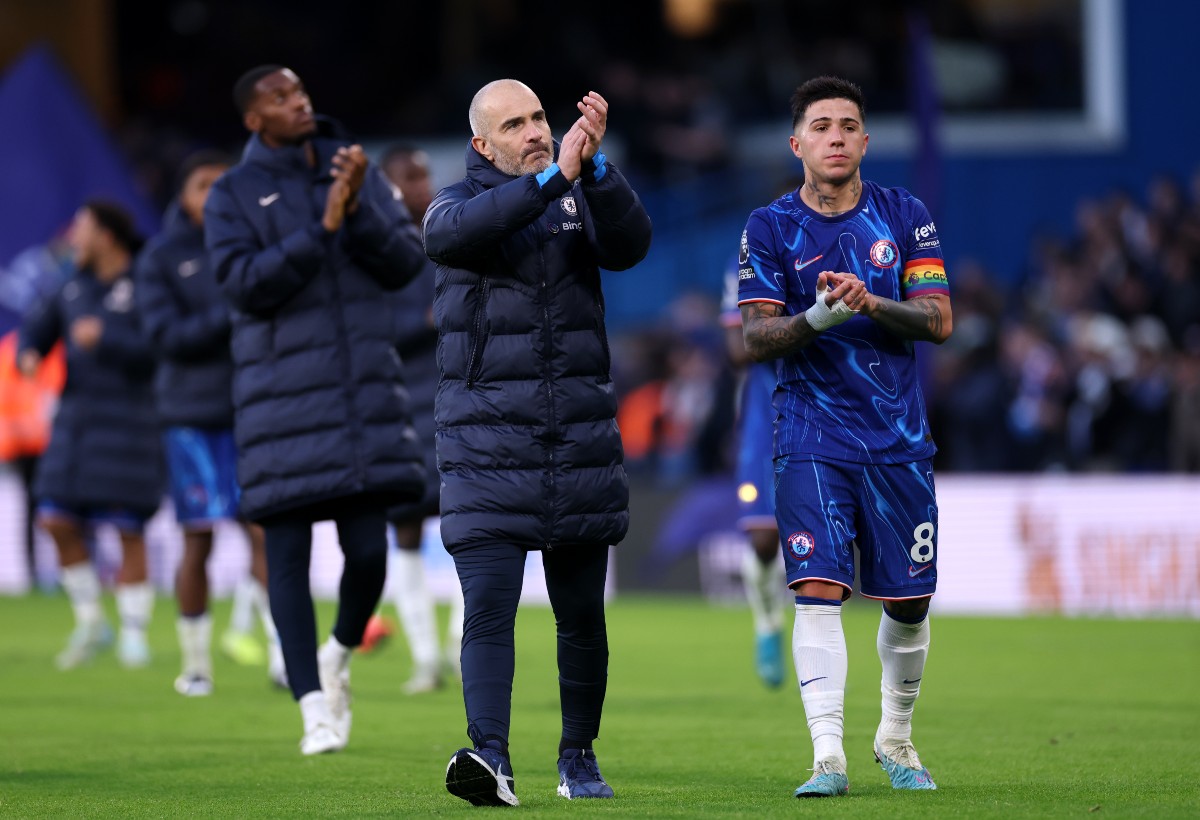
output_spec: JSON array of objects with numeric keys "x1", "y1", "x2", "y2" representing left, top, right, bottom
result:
[{"x1": 0, "y1": 45, "x2": 158, "y2": 304}]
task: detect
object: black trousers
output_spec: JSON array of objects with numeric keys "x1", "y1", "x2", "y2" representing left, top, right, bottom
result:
[
  {"x1": 262, "y1": 502, "x2": 388, "y2": 700},
  {"x1": 453, "y1": 542, "x2": 610, "y2": 748}
]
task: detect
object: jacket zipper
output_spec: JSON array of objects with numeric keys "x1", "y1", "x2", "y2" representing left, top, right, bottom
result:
[
  {"x1": 594, "y1": 290, "x2": 611, "y2": 383},
  {"x1": 465, "y1": 277, "x2": 490, "y2": 389},
  {"x1": 541, "y1": 239, "x2": 557, "y2": 550}
]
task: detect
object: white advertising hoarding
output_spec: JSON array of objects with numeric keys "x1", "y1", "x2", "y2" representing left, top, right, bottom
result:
[{"x1": 0, "y1": 468, "x2": 1195, "y2": 616}]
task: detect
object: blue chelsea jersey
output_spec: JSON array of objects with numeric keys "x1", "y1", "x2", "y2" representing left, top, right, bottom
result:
[{"x1": 736, "y1": 180, "x2": 949, "y2": 465}]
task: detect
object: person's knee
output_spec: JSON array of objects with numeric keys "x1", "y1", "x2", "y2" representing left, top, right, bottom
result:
[
  {"x1": 182, "y1": 530, "x2": 214, "y2": 561},
  {"x1": 749, "y1": 528, "x2": 780, "y2": 562},
  {"x1": 39, "y1": 515, "x2": 79, "y2": 543},
  {"x1": 391, "y1": 518, "x2": 423, "y2": 551},
  {"x1": 883, "y1": 597, "x2": 930, "y2": 622},
  {"x1": 344, "y1": 541, "x2": 388, "y2": 570},
  {"x1": 791, "y1": 579, "x2": 844, "y2": 602}
]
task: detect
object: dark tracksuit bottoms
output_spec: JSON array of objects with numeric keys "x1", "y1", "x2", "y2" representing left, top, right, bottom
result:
[
  {"x1": 263, "y1": 503, "x2": 388, "y2": 701},
  {"x1": 453, "y1": 542, "x2": 610, "y2": 750}
]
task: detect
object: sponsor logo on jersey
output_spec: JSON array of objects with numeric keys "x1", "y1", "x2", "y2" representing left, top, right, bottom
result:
[
  {"x1": 868, "y1": 239, "x2": 898, "y2": 268},
  {"x1": 739, "y1": 230, "x2": 749, "y2": 265},
  {"x1": 560, "y1": 195, "x2": 577, "y2": 215},
  {"x1": 561, "y1": 221, "x2": 581, "y2": 231},
  {"x1": 787, "y1": 531, "x2": 816, "y2": 560},
  {"x1": 913, "y1": 221, "x2": 937, "y2": 243}
]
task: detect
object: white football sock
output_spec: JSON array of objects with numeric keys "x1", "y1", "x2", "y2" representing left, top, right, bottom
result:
[
  {"x1": 116, "y1": 582, "x2": 155, "y2": 638},
  {"x1": 793, "y1": 602, "x2": 848, "y2": 766},
  {"x1": 228, "y1": 576, "x2": 257, "y2": 635},
  {"x1": 177, "y1": 613, "x2": 213, "y2": 678},
  {"x1": 250, "y1": 579, "x2": 279, "y2": 643},
  {"x1": 877, "y1": 609, "x2": 930, "y2": 742},
  {"x1": 390, "y1": 548, "x2": 440, "y2": 670},
  {"x1": 741, "y1": 548, "x2": 785, "y2": 635},
  {"x1": 59, "y1": 562, "x2": 104, "y2": 628}
]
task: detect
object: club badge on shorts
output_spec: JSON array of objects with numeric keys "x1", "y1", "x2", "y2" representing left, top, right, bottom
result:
[{"x1": 787, "y1": 531, "x2": 816, "y2": 560}]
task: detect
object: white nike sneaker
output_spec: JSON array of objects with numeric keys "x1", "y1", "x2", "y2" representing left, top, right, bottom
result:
[
  {"x1": 56, "y1": 620, "x2": 113, "y2": 670},
  {"x1": 300, "y1": 723, "x2": 345, "y2": 756},
  {"x1": 317, "y1": 642, "x2": 352, "y2": 742},
  {"x1": 298, "y1": 690, "x2": 346, "y2": 756},
  {"x1": 174, "y1": 673, "x2": 214, "y2": 697},
  {"x1": 117, "y1": 630, "x2": 151, "y2": 668}
]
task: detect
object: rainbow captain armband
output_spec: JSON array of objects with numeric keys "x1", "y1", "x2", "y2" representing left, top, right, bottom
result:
[{"x1": 901, "y1": 258, "x2": 950, "y2": 299}]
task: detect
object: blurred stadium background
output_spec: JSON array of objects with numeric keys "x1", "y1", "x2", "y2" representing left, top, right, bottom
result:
[{"x1": 0, "y1": 0, "x2": 1197, "y2": 617}]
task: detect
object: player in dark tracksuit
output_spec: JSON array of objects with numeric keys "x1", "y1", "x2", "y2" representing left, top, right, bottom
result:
[
  {"x1": 136, "y1": 152, "x2": 284, "y2": 697},
  {"x1": 18, "y1": 201, "x2": 161, "y2": 671},
  {"x1": 204, "y1": 65, "x2": 427, "y2": 755}
]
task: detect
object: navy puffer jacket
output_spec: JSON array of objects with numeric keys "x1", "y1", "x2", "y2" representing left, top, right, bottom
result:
[
  {"x1": 204, "y1": 120, "x2": 428, "y2": 521},
  {"x1": 19, "y1": 271, "x2": 164, "y2": 514},
  {"x1": 386, "y1": 255, "x2": 439, "y2": 523},
  {"x1": 136, "y1": 205, "x2": 234, "y2": 428},
  {"x1": 424, "y1": 145, "x2": 652, "y2": 551}
]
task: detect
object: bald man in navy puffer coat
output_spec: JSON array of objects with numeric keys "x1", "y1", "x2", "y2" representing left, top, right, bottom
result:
[{"x1": 426, "y1": 80, "x2": 651, "y2": 805}]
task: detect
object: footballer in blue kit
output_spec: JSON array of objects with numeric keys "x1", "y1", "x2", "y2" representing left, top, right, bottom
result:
[
  {"x1": 720, "y1": 266, "x2": 786, "y2": 689},
  {"x1": 736, "y1": 77, "x2": 953, "y2": 799}
]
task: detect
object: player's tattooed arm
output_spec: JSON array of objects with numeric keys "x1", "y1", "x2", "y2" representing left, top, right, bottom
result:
[
  {"x1": 740, "y1": 301, "x2": 820, "y2": 360},
  {"x1": 862, "y1": 293, "x2": 953, "y2": 343}
]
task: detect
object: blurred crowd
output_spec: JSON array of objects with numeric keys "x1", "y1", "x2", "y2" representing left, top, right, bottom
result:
[{"x1": 612, "y1": 169, "x2": 1200, "y2": 480}]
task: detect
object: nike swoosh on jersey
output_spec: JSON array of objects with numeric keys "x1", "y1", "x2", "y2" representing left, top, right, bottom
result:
[
  {"x1": 258, "y1": 193, "x2": 281, "y2": 207},
  {"x1": 908, "y1": 564, "x2": 933, "y2": 578},
  {"x1": 794, "y1": 254, "x2": 823, "y2": 271}
]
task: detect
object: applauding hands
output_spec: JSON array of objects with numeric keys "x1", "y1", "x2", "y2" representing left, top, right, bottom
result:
[
  {"x1": 323, "y1": 145, "x2": 368, "y2": 232},
  {"x1": 558, "y1": 92, "x2": 608, "y2": 183}
]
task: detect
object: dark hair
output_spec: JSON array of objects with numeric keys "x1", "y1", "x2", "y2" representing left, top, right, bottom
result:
[
  {"x1": 84, "y1": 199, "x2": 144, "y2": 255},
  {"x1": 790, "y1": 76, "x2": 866, "y2": 130},
  {"x1": 174, "y1": 149, "x2": 232, "y2": 194},
  {"x1": 232, "y1": 64, "x2": 285, "y2": 114}
]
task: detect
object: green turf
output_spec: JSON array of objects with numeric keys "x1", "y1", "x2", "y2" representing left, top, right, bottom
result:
[{"x1": 1, "y1": 592, "x2": 1197, "y2": 817}]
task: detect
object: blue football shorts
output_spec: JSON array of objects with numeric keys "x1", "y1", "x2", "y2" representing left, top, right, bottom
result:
[
  {"x1": 37, "y1": 500, "x2": 152, "y2": 534},
  {"x1": 773, "y1": 454, "x2": 938, "y2": 601},
  {"x1": 163, "y1": 426, "x2": 241, "y2": 527}
]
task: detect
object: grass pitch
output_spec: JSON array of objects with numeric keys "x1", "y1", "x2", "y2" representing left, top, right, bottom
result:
[{"x1": 1, "y1": 592, "x2": 1197, "y2": 817}]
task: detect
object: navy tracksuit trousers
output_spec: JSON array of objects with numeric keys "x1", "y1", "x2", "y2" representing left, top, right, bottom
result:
[
  {"x1": 453, "y1": 542, "x2": 610, "y2": 749},
  {"x1": 263, "y1": 503, "x2": 388, "y2": 700}
]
